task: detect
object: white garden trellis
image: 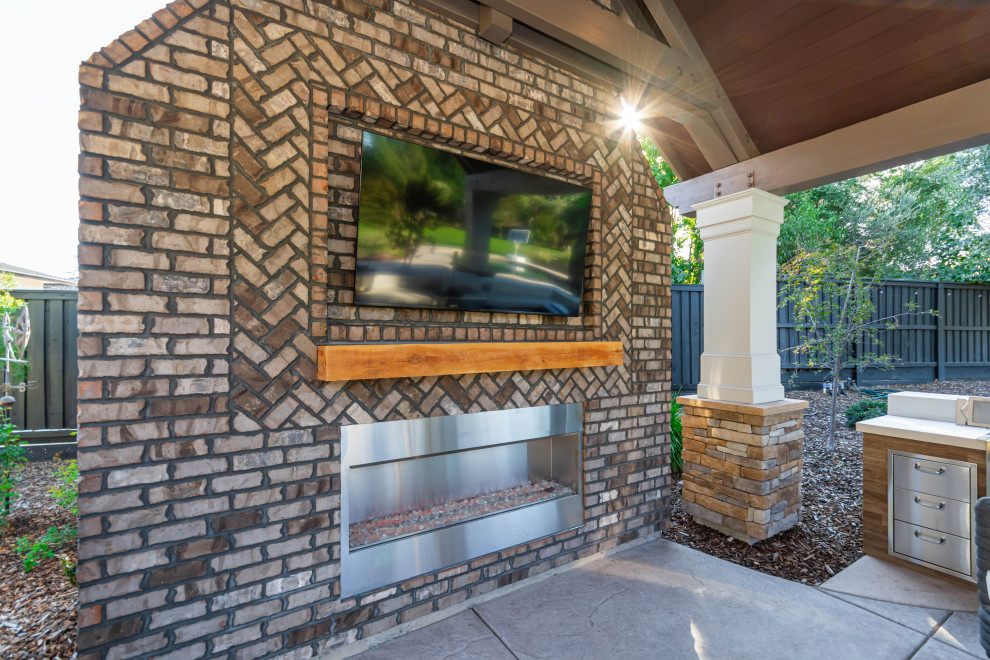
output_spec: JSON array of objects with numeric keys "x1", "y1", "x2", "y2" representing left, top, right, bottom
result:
[{"x1": 0, "y1": 307, "x2": 30, "y2": 408}]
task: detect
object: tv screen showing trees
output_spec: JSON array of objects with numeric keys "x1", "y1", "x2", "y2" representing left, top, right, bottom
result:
[{"x1": 354, "y1": 132, "x2": 593, "y2": 316}]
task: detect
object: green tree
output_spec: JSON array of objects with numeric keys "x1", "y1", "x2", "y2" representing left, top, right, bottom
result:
[
  {"x1": 778, "y1": 180, "x2": 864, "y2": 265},
  {"x1": 638, "y1": 135, "x2": 678, "y2": 190},
  {"x1": 0, "y1": 272, "x2": 24, "y2": 319},
  {"x1": 780, "y1": 144, "x2": 990, "y2": 282}
]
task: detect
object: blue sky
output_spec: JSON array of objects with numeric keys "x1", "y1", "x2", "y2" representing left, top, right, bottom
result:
[{"x1": 0, "y1": 0, "x2": 168, "y2": 279}]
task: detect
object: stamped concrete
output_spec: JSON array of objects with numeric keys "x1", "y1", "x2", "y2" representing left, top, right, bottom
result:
[
  {"x1": 820, "y1": 556, "x2": 979, "y2": 612},
  {"x1": 932, "y1": 612, "x2": 983, "y2": 658},
  {"x1": 822, "y1": 591, "x2": 949, "y2": 636},
  {"x1": 350, "y1": 539, "x2": 956, "y2": 660},
  {"x1": 912, "y1": 638, "x2": 982, "y2": 660},
  {"x1": 354, "y1": 610, "x2": 513, "y2": 660},
  {"x1": 475, "y1": 540, "x2": 925, "y2": 660}
]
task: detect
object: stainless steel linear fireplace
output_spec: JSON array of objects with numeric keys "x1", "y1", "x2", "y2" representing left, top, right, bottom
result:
[{"x1": 340, "y1": 402, "x2": 584, "y2": 597}]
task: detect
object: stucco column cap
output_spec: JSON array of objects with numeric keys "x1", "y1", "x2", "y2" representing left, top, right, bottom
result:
[{"x1": 692, "y1": 188, "x2": 788, "y2": 231}]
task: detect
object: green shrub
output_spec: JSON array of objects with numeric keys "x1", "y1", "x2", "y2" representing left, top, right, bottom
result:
[
  {"x1": 16, "y1": 525, "x2": 77, "y2": 572},
  {"x1": 845, "y1": 399, "x2": 888, "y2": 428},
  {"x1": 49, "y1": 459, "x2": 78, "y2": 515},
  {"x1": 60, "y1": 554, "x2": 76, "y2": 586},
  {"x1": 16, "y1": 459, "x2": 78, "y2": 576},
  {"x1": 0, "y1": 417, "x2": 26, "y2": 522},
  {"x1": 670, "y1": 398, "x2": 683, "y2": 475}
]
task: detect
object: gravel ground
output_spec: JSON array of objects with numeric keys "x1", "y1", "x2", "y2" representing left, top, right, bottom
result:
[
  {"x1": 663, "y1": 379, "x2": 990, "y2": 585},
  {"x1": 0, "y1": 460, "x2": 77, "y2": 659}
]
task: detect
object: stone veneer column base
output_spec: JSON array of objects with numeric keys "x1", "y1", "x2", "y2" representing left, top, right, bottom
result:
[{"x1": 677, "y1": 395, "x2": 809, "y2": 545}]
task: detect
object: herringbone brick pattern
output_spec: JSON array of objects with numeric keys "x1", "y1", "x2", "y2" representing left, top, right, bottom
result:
[
  {"x1": 229, "y1": 10, "x2": 325, "y2": 431},
  {"x1": 228, "y1": 8, "x2": 660, "y2": 432}
]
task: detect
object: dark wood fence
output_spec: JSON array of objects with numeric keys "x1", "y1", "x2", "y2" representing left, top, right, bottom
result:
[
  {"x1": 673, "y1": 280, "x2": 990, "y2": 391},
  {"x1": 8, "y1": 289, "x2": 78, "y2": 441}
]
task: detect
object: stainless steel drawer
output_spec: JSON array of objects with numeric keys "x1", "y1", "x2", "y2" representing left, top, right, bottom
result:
[
  {"x1": 891, "y1": 454, "x2": 972, "y2": 502},
  {"x1": 892, "y1": 488, "x2": 970, "y2": 538},
  {"x1": 892, "y1": 520, "x2": 972, "y2": 577}
]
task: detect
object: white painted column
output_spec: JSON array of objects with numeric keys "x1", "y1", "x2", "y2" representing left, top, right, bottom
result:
[{"x1": 694, "y1": 189, "x2": 786, "y2": 404}]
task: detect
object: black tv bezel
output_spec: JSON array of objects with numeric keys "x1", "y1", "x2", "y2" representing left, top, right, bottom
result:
[{"x1": 352, "y1": 130, "x2": 594, "y2": 318}]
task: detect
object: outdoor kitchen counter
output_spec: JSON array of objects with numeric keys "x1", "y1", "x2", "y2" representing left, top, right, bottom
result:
[
  {"x1": 858, "y1": 391, "x2": 987, "y2": 585},
  {"x1": 857, "y1": 415, "x2": 990, "y2": 451},
  {"x1": 858, "y1": 391, "x2": 990, "y2": 451}
]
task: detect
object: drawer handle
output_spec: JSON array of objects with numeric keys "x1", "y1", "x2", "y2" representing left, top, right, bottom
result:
[
  {"x1": 913, "y1": 496, "x2": 946, "y2": 510},
  {"x1": 914, "y1": 530, "x2": 946, "y2": 545},
  {"x1": 913, "y1": 463, "x2": 946, "y2": 475}
]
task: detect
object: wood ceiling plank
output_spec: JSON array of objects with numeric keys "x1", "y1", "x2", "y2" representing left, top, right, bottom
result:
[
  {"x1": 672, "y1": 0, "x2": 714, "y2": 26},
  {"x1": 673, "y1": 1, "x2": 990, "y2": 153},
  {"x1": 808, "y1": 63, "x2": 990, "y2": 152},
  {"x1": 678, "y1": 0, "x2": 800, "y2": 70},
  {"x1": 754, "y1": 13, "x2": 990, "y2": 149},
  {"x1": 704, "y1": 2, "x2": 840, "y2": 74},
  {"x1": 764, "y1": 7, "x2": 990, "y2": 103},
  {"x1": 727, "y1": 8, "x2": 973, "y2": 110},
  {"x1": 714, "y1": 3, "x2": 887, "y2": 93},
  {"x1": 763, "y1": 52, "x2": 990, "y2": 151}
]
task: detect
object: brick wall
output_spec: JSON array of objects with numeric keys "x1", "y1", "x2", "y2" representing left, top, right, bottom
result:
[{"x1": 76, "y1": 0, "x2": 674, "y2": 658}]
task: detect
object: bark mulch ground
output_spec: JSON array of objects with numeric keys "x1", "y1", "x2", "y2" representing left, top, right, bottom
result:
[
  {"x1": 0, "y1": 459, "x2": 77, "y2": 660},
  {"x1": 663, "y1": 379, "x2": 990, "y2": 586}
]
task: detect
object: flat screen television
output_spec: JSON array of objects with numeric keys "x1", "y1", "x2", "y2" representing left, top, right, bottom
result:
[{"x1": 354, "y1": 132, "x2": 593, "y2": 316}]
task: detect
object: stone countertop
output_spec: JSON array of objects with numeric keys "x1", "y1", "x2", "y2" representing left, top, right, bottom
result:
[
  {"x1": 857, "y1": 414, "x2": 990, "y2": 451},
  {"x1": 675, "y1": 395, "x2": 809, "y2": 415}
]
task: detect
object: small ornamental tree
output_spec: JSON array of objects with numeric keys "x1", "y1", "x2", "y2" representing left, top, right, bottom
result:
[{"x1": 779, "y1": 243, "x2": 934, "y2": 451}]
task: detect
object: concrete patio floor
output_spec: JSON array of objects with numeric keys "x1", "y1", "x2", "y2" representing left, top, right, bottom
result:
[{"x1": 346, "y1": 538, "x2": 984, "y2": 660}]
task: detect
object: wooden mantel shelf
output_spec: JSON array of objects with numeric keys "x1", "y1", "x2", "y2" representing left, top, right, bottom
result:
[{"x1": 317, "y1": 341, "x2": 624, "y2": 381}]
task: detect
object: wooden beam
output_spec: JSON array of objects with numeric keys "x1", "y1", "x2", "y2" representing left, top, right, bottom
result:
[
  {"x1": 664, "y1": 78, "x2": 990, "y2": 215},
  {"x1": 637, "y1": 0, "x2": 759, "y2": 161},
  {"x1": 674, "y1": 110, "x2": 739, "y2": 171},
  {"x1": 414, "y1": 0, "x2": 624, "y2": 90},
  {"x1": 479, "y1": 5, "x2": 512, "y2": 44},
  {"x1": 481, "y1": 0, "x2": 720, "y2": 111},
  {"x1": 318, "y1": 342, "x2": 624, "y2": 381}
]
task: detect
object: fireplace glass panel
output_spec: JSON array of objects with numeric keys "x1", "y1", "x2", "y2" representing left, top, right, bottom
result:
[{"x1": 348, "y1": 433, "x2": 580, "y2": 548}]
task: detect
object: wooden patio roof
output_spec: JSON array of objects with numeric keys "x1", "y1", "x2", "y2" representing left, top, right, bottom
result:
[{"x1": 418, "y1": 0, "x2": 990, "y2": 213}]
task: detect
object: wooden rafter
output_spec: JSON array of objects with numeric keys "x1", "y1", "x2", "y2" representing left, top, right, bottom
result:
[{"x1": 636, "y1": 0, "x2": 759, "y2": 161}]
